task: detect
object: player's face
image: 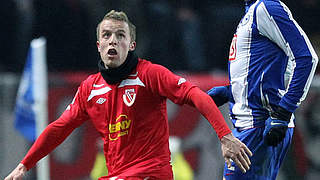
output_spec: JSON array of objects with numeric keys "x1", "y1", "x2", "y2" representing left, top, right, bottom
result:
[{"x1": 97, "y1": 19, "x2": 136, "y2": 68}]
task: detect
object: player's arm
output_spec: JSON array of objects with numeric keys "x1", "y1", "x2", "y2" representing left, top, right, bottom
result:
[
  {"x1": 145, "y1": 64, "x2": 252, "y2": 172},
  {"x1": 256, "y1": 2, "x2": 318, "y2": 146},
  {"x1": 23, "y1": 116, "x2": 86, "y2": 169},
  {"x1": 4, "y1": 163, "x2": 27, "y2": 180},
  {"x1": 257, "y1": 2, "x2": 318, "y2": 112},
  {"x1": 4, "y1": 116, "x2": 83, "y2": 180},
  {"x1": 186, "y1": 87, "x2": 252, "y2": 173},
  {"x1": 5, "y1": 85, "x2": 88, "y2": 179}
]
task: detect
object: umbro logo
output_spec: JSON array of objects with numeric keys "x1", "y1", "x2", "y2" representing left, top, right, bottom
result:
[
  {"x1": 178, "y1": 78, "x2": 186, "y2": 85},
  {"x1": 96, "y1": 98, "x2": 106, "y2": 104}
]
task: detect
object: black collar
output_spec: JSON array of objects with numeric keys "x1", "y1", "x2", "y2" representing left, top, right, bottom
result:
[{"x1": 98, "y1": 51, "x2": 138, "y2": 84}]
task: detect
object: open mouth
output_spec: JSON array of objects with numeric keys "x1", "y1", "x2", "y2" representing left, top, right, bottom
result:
[{"x1": 107, "y1": 49, "x2": 117, "y2": 56}]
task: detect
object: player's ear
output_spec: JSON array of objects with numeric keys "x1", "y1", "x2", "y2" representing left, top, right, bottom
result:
[
  {"x1": 129, "y1": 41, "x2": 136, "y2": 51},
  {"x1": 96, "y1": 41, "x2": 101, "y2": 52}
]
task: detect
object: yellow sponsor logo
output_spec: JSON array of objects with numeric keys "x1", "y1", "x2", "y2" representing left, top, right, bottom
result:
[{"x1": 109, "y1": 114, "x2": 131, "y2": 141}]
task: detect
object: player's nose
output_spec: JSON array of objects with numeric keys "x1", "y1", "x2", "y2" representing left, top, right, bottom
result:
[{"x1": 109, "y1": 34, "x2": 117, "y2": 46}]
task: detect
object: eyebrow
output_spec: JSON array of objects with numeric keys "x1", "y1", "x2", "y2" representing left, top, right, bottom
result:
[{"x1": 101, "y1": 29, "x2": 126, "y2": 34}]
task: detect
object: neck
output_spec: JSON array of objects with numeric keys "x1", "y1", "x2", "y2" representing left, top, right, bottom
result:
[{"x1": 98, "y1": 51, "x2": 138, "y2": 84}]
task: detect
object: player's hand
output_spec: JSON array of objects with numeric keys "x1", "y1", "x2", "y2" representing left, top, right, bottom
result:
[
  {"x1": 4, "y1": 163, "x2": 27, "y2": 180},
  {"x1": 207, "y1": 85, "x2": 230, "y2": 107},
  {"x1": 220, "y1": 133, "x2": 253, "y2": 173},
  {"x1": 263, "y1": 106, "x2": 291, "y2": 146}
]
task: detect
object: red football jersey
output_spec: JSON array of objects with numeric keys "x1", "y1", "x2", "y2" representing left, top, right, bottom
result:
[
  {"x1": 21, "y1": 59, "x2": 231, "y2": 179},
  {"x1": 79, "y1": 60, "x2": 193, "y2": 178}
]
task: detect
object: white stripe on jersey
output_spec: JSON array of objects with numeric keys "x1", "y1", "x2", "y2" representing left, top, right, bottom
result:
[
  {"x1": 87, "y1": 86, "x2": 112, "y2": 101},
  {"x1": 118, "y1": 77, "x2": 145, "y2": 88},
  {"x1": 230, "y1": 1, "x2": 257, "y2": 128}
]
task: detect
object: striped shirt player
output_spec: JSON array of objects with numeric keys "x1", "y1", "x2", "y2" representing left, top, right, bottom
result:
[{"x1": 208, "y1": 0, "x2": 318, "y2": 179}]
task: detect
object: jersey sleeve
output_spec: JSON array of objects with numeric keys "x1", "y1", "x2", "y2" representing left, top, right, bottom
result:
[
  {"x1": 144, "y1": 63, "x2": 195, "y2": 105},
  {"x1": 144, "y1": 63, "x2": 231, "y2": 139},
  {"x1": 21, "y1": 81, "x2": 89, "y2": 170},
  {"x1": 186, "y1": 87, "x2": 231, "y2": 139},
  {"x1": 256, "y1": 1, "x2": 318, "y2": 112}
]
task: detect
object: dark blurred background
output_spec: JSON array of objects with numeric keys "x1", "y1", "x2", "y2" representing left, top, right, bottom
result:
[
  {"x1": 1, "y1": 1, "x2": 320, "y2": 180},
  {"x1": 2, "y1": 0, "x2": 319, "y2": 74}
]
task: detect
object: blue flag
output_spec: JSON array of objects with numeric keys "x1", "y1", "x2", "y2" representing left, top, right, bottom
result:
[{"x1": 14, "y1": 38, "x2": 48, "y2": 142}]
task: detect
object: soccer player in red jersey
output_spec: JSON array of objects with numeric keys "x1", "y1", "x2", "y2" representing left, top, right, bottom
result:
[{"x1": 5, "y1": 10, "x2": 252, "y2": 180}]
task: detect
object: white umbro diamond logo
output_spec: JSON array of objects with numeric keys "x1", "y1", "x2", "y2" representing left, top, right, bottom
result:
[
  {"x1": 96, "y1": 98, "x2": 106, "y2": 104},
  {"x1": 178, "y1": 78, "x2": 186, "y2": 85}
]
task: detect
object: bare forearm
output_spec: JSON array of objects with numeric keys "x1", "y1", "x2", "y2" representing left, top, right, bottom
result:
[{"x1": 4, "y1": 163, "x2": 27, "y2": 180}]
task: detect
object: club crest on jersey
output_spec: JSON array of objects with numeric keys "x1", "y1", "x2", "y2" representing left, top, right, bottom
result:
[
  {"x1": 123, "y1": 88, "x2": 136, "y2": 107},
  {"x1": 240, "y1": 14, "x2": 251, "y2": 26}
]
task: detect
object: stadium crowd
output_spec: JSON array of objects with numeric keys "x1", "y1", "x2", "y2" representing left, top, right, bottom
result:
[
  {"x1": 1, "y1": 0, "x2": 319, "y2": 73},
  {"x1": 1, "y1": 0, "x2": 320, "y2": 180}
]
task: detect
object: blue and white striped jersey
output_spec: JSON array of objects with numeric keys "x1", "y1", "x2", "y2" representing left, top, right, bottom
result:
[{"x1": 228, "y1": 0, "x2": 318, "y2": 129}]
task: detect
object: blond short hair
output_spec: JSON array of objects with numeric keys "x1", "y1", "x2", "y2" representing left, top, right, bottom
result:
[{"x1": 96, "y1": 10, "x2": 136, "y2": 42}]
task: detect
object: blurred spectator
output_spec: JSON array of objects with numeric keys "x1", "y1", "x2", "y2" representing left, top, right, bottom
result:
[
  {"x1": 283, "y1": 0, "x2": 320, "y2": 73},
  {"x1": 90, "y1": 139, "x2": 107, "y2": 180},
  {"x1": 140, "y1": 0, "x2": 244, "y2": 72},
  {"x1": 285, "y1": 0, "x2": 320, "y2": 36},
  {"x1": 310, "y1": 33, "x2": 320, "y2": 74},
  {"x1": 32, "y1": 0, "x2": 97, "y2": 72},
  {"x1": 2, "y1": 0, "x2": 318, "y2": 74},
  {"x1": 141, "y1": 0, "x2": 180, "y2": 70},
  {"x1": 1, "y1": 0, "x2": 244, "y2": 73},
  {"x1": 0, "y1": 1, "x2": 22, "y2": 72},
  {"x1": 169, "y1": 136, "x2": 194, "y2": 180},
  {"x1": 174, "y1": 1, "x2": 207, "y2": 72},
  {"x1": 142, "y1": 0, "x2": 209, "y2": 71},
  {"x1": 201, "y1": 0, "x2": 244, "y2": 71}
]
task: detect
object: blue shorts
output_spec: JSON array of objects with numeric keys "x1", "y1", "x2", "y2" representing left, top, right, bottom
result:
[{"x1": 223, "y1": 127, "x2": 294, "y2": 180}]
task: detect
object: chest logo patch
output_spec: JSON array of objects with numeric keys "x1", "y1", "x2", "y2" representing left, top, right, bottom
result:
[
  {"x1": 96, "y1": 97, "x2": 106, "y2": 104},
  {"x1": 109, "y1": 114, "x2": 131, "y2": 141},
  {"x1": 123, "y1": 88, "x2": 136, "y2": 107}
]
